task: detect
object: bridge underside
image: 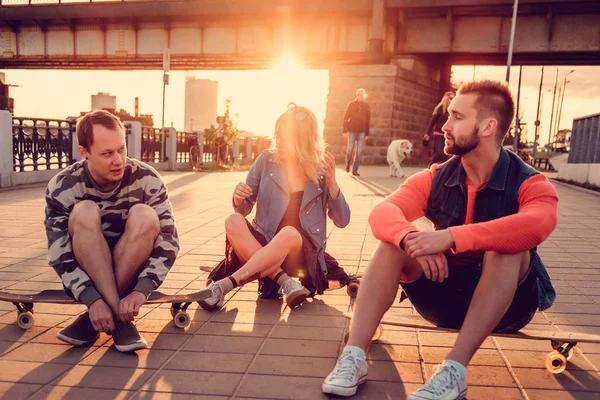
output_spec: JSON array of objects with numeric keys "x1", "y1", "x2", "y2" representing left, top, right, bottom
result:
[{"x1": 1, "y1": 1, "x2": 599, "y2": 69}]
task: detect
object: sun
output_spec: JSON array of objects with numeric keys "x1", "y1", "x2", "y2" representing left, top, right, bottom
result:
[{"x1": 272, "y1": 55, "x2": 302, "y2": 77}]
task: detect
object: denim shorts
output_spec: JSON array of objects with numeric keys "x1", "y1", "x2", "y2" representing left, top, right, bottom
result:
[{"x1": 400, "y1": 253, "x2": 538, "y2": 333}]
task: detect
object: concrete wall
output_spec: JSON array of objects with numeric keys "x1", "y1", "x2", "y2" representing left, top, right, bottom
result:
[
  {"x1": 324, "y1": 56, "x2": 441, "y2": 165},
  {"x1": 558, "y1": 163, "x2": 600, "y2": 187}
]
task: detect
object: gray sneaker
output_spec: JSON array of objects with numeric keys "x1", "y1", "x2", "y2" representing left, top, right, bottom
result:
[
  {"x1": 198, "y1": 281, "x2": 225, "y2": 311},
  {"x1": 113, "y1": 321, "x2": 148, "y2": 352},
  {"x1": 56, "y1": 313, "x2": 99, "y2": 346},
  {"x1": 280, "y1": 279, "x2": 310, "y2": 309}
]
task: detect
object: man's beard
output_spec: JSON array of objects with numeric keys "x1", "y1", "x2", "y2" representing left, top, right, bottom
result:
[{"x1": 444, "y1": 126, "x2": 480, "y2": 156}]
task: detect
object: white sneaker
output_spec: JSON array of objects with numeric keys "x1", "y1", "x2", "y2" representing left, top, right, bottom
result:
[
  {"x1": 197, "y1": 281, "x2": 224, "y2": 311},
  {"x1": 322, "y1": 346, "x2": 368, "y2": 397},
  {"x1": 279, "y1": 279, "x2": 310, "y2": 309},
  {"x1": 408, "y1": 360, "x2": 467, "y2": 400}
]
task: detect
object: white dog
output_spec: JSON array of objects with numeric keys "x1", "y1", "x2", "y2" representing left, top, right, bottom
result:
[{"x1": 387, "y1": 139, "x2": 413, "y2": 178}]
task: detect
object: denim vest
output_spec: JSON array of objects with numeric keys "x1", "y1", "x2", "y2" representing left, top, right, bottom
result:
[{"x1": 424, "y1": 148, "x2": 556, "y2": 311}]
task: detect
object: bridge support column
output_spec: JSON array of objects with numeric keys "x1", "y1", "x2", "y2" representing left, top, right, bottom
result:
[
  {"x1": 0, "y1": 111, "x2": 13, "y2": 188},
  {"x1": 324, "y1": 56, "x2": 446, "y2": 165},
  {"x1": 368, "y1": 0, "x2": 386, "y2": 56}
]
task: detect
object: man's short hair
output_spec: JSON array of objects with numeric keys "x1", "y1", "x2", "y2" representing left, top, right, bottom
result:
[
  {"x1": 457, "y1": 80, "x2": 515, "y2": 141},
  {"x1": 76, "y1": 110, "x2": 124, "y2": 150}
]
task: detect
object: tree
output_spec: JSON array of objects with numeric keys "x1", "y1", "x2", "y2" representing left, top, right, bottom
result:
[
  {"x1": 202, "y1": 124, "x2": 218, "y2": 145},
  {"x1": 221, "y1": 97, "x2": 239, "y2": 146}
]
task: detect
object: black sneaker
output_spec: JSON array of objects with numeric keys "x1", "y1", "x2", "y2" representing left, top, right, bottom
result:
[
  {"x1": 345, "y1": 165, "x2": 350, "y2": 173},
  {"x1": 352, "y1": 171, "x2": 360, "y2": 176},
  {"x1": 56, "y1": 313, "x2": 99, "y2": 346},
  {"x1": 113, "y1": 321, "x2": 148, "y2": 352}
]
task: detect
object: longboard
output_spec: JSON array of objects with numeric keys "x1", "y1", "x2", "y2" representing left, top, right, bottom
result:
[
  {"x1": 200, "y1": 265, "x2": 363, "y2": 297},
  {"x1": 0, "y1": 288, "x2": 212, "y2": 330},
  {"x1": 343, "y1": 312, "x2": 600, "y2": 374}
]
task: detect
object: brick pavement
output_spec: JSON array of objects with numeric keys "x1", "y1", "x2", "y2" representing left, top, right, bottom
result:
[{"x1": 0, "y1": 166, "x2": 599, "y2": 399}]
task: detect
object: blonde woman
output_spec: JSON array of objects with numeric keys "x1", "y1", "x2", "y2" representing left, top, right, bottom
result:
[
  {"x1": 424, "y1": 91, "x2": 455, "y2": 166},
  {"x1": 200, "y1": 104, "x2": 351, "y2": 310}
]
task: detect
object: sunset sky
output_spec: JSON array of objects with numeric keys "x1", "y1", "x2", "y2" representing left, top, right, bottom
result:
[{"x1": 3, "y1": 62, "x2": 598, "y2": 146}]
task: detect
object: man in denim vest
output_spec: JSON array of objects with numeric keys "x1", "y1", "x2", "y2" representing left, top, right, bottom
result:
[{"x1": 323, "y1": 80, "x2": 559, "y2": 399}]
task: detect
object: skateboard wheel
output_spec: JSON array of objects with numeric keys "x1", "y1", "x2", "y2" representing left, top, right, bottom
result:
[
  {"x1": 546, "y1": 350, "x2": 567, "y2": 374},
  {"x1": 173, "y1": 311, "x2": 191, "y2": 329},
  {"x1": 347, "y1": 282, "x2": 360, "y2": 298},
  {"x1": 372, "y1": 324, "x2": 384, "y2": 341},
  {"x1": 17, "y1": 311, "x2": 34, "y2": 330},
  {"x1": 343, "y1": 324, "x2": 384, "y2": 345}
]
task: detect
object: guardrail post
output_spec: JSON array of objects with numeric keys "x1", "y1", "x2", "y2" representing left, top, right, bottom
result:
[
  {"x1": 0, "y1": 111, "x2": 13, "y2": 186},
  {"x1": 124, "y1": 121, "x2": 142, "y2": 160},
  {"x1": 166, "y1": 127, "x2": 177, "y2": 170}
]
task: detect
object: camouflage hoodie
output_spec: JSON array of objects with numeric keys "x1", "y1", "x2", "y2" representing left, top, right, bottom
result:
[{"x1": 44, "y1": 158, "x2": 179, "y2": 307}]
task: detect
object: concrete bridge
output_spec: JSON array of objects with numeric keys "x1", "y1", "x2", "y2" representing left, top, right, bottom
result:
[{"x1": 1, "y1": 0, "x2": 599, "y2": 163}]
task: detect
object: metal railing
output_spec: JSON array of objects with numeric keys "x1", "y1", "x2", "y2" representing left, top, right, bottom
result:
[
  {"x1": 141, "y1": 126, "x2": 164, "y2": 164},
  {"x1": 568, "y1": 113, "x2": 600, "y2": 164},
  {"x1": 12, "y1": 117, "x2": 75, "y2": 172},
  {"x1": 176, "y1": 131, "x2": 194, "y2": 164}
]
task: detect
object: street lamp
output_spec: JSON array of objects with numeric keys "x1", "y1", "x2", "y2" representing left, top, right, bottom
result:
[{"x1": 554, "y1": 69, "x2": 575, "y2": 147}]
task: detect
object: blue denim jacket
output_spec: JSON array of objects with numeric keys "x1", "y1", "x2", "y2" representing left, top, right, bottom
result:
[
  {"x1": 424, "y1": 148, "x2": 556, "y2": 311},
  {"x1": 234, "y1": 151, "x2": 351, "y2": 274}
]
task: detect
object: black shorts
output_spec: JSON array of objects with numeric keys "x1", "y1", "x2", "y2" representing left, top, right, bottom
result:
[{"x1": 399, "y1": 251, "x2": 539, "y2": 333}]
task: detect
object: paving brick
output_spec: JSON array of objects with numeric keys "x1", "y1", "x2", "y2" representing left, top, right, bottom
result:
[
  {"x1": 0, "y1": 382, "x2": 43, "y2": 400},
  {"x1": 270, "y1": 325, "x2": 344, "y2": 342},
  {"x1": 80, "y1": 346, "x2": 174, "y2": 369},
  {"x1": 367, "y1": 359, "x2": 423, "y2": 383},
  {"x1": 196, "y1": 321, "x2": 273, "y2": 338},
  {"x1": 0, "y1": 359, "x2": 71, "y2": 383},
  {"x1": 249, "y1": 354, "x2": 336, "y2": 378},
  {"x1": 503, "y1": 349, "x2": 597, "y2": 370},
  {"x1": 235, "y1": 375, "x2": 329, "y2": 399},
  {"x1": 260, "y1": 338, "x2": 339, "y2": 358},
  {"x1": 142, "y1": 370, "x2": 242, "y2": 396},
  {"x1": 54, "y1": 365, "x2": 156, "y2": 390},
  {"x1": 514, "y1": 367, "x2": 600, "y2": 391},
  {"x1": 164, "y1": 351, "x2": 253, "y2": 373},
  {"x1": 422, "y1": 346, "x2": 505, "y2": 367},
  {"x1": 133, "y1": 393, "x2": 227, "y2": 400},
  {"x1": 466, "y1": 386, "x2": 523, "y2": 399},
  {"x1": 368, "y1": 343, "x2": 420, "y2": 362},
  {"x1": 184, "y1": 335, "x2": 264, "y2": 354},
  {"x1": 0, "y1": 323, "x2": 49, "y2": 342},
  {"x1": 28, "y1": 386, "x2": 133, "y2": 400},
  {"x1": 1, "y1": 342, "x2": 97, "y2": 364},
  {"x1": 527, "y1": 389, "x2": 600, "y2": 399}
]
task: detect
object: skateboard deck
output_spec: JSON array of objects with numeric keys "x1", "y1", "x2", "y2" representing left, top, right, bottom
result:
[
  {"x1": 0, "y1": 288, "x2": 212, "y2": 330},
  {"x1": 343, "y1": 312, "x2": 600, "y2": 374}
]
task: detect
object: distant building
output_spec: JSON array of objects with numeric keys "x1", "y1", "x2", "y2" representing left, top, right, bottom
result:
[
  {"x1": 91, "y1": 92, "x2": 117, "y2": 111},
  {"x1": 184, "y1": 78, "x2": 218, "y2": 132}
]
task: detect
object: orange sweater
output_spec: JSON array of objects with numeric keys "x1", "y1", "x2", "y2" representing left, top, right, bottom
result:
[{"x1": 369, "y1": 164, "x2": 559, "y2": 254}]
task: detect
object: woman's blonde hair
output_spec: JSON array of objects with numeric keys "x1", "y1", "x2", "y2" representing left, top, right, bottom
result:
[
  {"x1": 272, "y1": 104, "x2": 324, "y2": 184},
  {"x1": 434, "y1": 91, "x2": 456, "y2": 115}
]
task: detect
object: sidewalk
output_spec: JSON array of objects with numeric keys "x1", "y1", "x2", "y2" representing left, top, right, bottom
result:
[{"x1": 0, "y1": 165, "x2": 598, "y2": 399}]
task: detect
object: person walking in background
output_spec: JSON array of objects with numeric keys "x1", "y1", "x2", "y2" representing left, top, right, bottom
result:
[
  {"x1": 424, "y1": 91, "x2": 455, "y2": 166},
  {"x1": 343, "y1": 88, "x2": 370, "y2": 176}
]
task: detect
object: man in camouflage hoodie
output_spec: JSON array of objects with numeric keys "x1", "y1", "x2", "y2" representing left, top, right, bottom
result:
[{"x1": 45, "y1": 110, "x2": 179, "y2": 352}]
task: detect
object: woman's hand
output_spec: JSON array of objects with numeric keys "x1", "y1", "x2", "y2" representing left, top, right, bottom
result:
[
  {"x1": 322, "y1": 151, "x2": 340, "y2": 198},
  {"x1": 233, "y1": 182, "x2": 253, "y2": 207}
]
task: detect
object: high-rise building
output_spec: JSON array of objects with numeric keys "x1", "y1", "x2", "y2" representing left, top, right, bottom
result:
[
  {"x1": 91, "y1": 92, "x2": 117, "y2": 111},
  {"x1": 184, "y1": 78, "x2": 218, "y2": 133}
]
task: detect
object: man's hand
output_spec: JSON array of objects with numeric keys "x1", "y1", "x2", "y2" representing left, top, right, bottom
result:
[
  {"x1": 233, "y1": 182, "x2": 253, "y2": 208},
  {"x1": 404, "y1": 230, "x2": 455, "y2": 258},
  {"x1": 322, "y1": 151, "x2": 340, "y2": 198},
  {"x1": 119, "y1": 291, "x2": 146, "y2": 324},
  {"x1": 414, "y1": 253, "x2": 449, "y2": 282},
  {"x1": 89, "y1": 299, "x2": 115, "y2": 334}
]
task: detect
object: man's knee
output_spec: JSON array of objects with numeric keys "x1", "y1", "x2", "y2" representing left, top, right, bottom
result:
[
  {"x1": 225, "y1": 213, "x2": 247, "y2": 235},
  {"x1": 483, "y1": 251, "x2": 530, "y2": 278},
  {"x1": 277, "y1": 226, "x2": 303, "y2": 249},
  {"x1": 68, "y1": 200, "x2": 101, "y2": 234},
  {"x1": 127, "y1": 204, "x2": 160, "y2": 239},
  {"x1": 371, "y1": 241, "x2": 421, "y2": 281}
]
